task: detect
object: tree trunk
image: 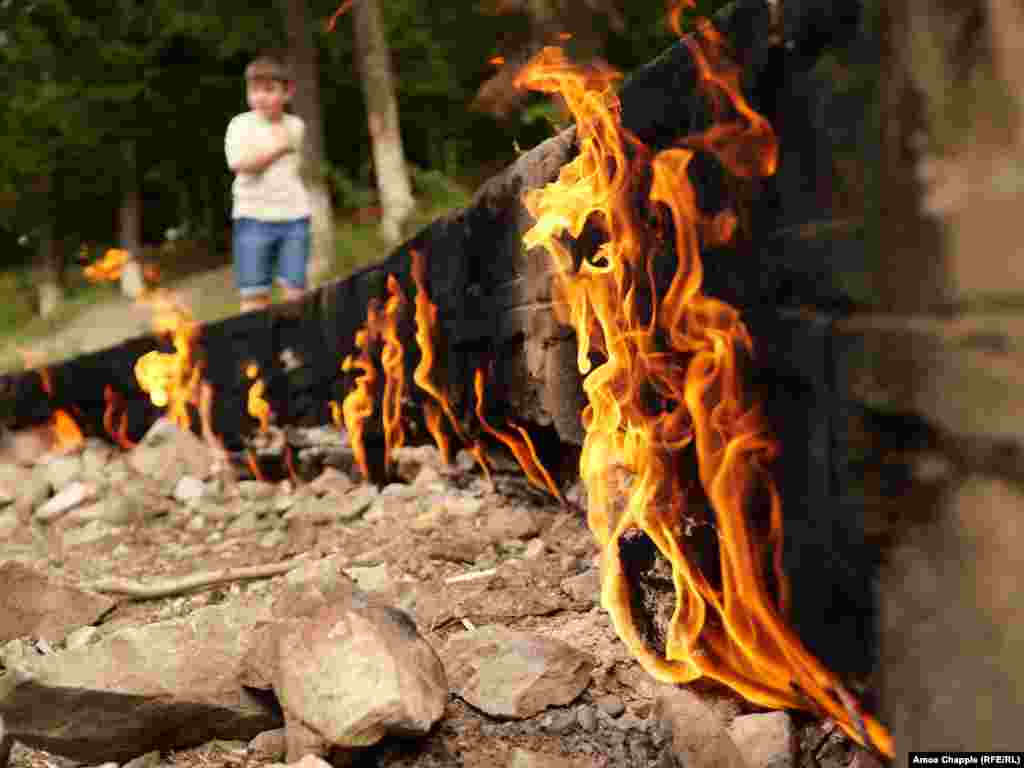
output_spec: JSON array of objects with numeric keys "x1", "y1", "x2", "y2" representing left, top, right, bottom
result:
[
  {"x1": 283, "y1": 0, "x2": 335, "y2": 286},
  {"x1": 33, "y1": 173, "x2": 63, "y2": 319},
  {"x1": 352, "y1": 0, "x2": 415, "y2": 247},
  {"x1": 118, "y1": 141, "x2": 145, "y2": 298}
]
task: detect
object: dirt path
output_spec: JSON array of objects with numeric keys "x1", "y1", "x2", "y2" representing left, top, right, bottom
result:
[{"x1": 3, "y1": 267, "x2": 238, "y2": 372}]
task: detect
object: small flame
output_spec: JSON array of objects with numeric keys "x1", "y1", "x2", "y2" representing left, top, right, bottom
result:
[
  {"x1": 103, "y1": 385, "x2": 136, "y2": 450},
  {"x1": 516, "y1": 11, "x2": 891, "y2": 757},
  {"x1": 557, "y1": 32, "x2": 573, "y2": 41},
  {"x1": 410, "y1": 249, "x2": 491, "y2": 480},
  {"x1": 325, "y1": 0, "x2": 353, "y2": 32},
  {"x1": 246, "y1": 449, "x2": 267, "y2": 482},
  {"x1": 83, "y1": 248, "x2": 130, "y2": 283},
  {"x1": 246, "y1": 363, "x2": 272, "y2": 432},
  {"x1": 473, "y1": 367, "x2": 563, "y2": 501},
  {"x1": 489, "y1": 55, "x2": 506, "y2": 66},
  {"x1": 50, "y1": 409, "x2": 84, "y2": 452},
  {"x1": 133, "y1": 291, "x2": 201, "y2": 431},
  {"x1": 341, "y1": 310, "x2": 380, "y2": 481}
]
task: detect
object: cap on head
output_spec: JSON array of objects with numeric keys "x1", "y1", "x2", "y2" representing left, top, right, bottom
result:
[{"x1": 245, "y1": 54, "x2": 292, "y2": 85}]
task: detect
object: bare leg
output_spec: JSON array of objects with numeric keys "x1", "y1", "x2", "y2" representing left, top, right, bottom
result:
[{"x1": 240, "y1": 292, "x2": 271, "y2": 314}]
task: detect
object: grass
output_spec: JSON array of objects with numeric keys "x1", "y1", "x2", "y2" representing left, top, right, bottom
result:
[{"x1": 0, "y1": 183, "x2": 472, "y2": 373}]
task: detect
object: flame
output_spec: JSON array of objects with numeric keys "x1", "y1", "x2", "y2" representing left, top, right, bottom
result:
[
  {"x1": 473, "y1": 367, "x2": 563, "y2": 501},
  {"x1": 83, "y1": 248, "x2": 130, "y2": 283},
  {"x1": 379, "y1": 275, "x2": 409, "y2": 474},
  {"x1": 245, "y1": 363, "x2": 272, "y2": 432},
  {"x1": 516, "y1": 15, "x2": 892, "y2": 758},
  {"x1": 489, "y1": 56, "x2": 506, "y2": 66},
  {"x1": 103, "y1": 385, "x2": 136, "y2": 450},
  {"x1": 325, "y1": 0, "x2": 353, "y2": 32},
  {"x1": 246, "y1": 449, "x2": 267, "y2": 482},
  {"x1": 133, "y1": 291, "x2": 201, "y2": 431},
  {"x1": 50, "y1": 409, "x2": 84, "y2": 452},
  {"x1": 409, "y1": 249, "x2": 491, "y2": 481},
  {"x1": 341, "y1": 308, "x2": 380, "y2": 481}
]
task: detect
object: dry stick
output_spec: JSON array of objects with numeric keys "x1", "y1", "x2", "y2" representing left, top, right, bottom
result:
[{"x1": 84, "y1": 554, "x2": 313, "y2": 600}]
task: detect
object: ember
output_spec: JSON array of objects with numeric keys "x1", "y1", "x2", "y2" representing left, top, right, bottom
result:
[{"x1": 516, "y1": 4, "x2": 892, "y2": 758}]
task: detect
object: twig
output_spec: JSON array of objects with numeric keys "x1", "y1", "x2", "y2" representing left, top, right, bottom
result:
[{"x1": 84, "y1": 554, "x2": 312, "y2": 600}]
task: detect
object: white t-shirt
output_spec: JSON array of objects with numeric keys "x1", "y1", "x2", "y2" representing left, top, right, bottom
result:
[{"x1": 225, "y1": 111, "x2": 312, "y2": 222}]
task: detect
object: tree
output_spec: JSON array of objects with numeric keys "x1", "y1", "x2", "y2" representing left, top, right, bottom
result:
[
  {"x1": 283, "y1": 0, "x2": 335, "y2": 285},
  {"x1": 351, "y1": 0, "x2": 416, "y2": 247}
]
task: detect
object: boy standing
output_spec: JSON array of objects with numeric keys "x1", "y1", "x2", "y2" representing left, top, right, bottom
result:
[{"x1": 225, "y1": 54, "x2": 311, "y2": 313}]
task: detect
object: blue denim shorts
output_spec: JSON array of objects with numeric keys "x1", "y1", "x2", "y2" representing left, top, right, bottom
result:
[{"x1": 232, "y1": 217, "x2": 311, "y2": 296}]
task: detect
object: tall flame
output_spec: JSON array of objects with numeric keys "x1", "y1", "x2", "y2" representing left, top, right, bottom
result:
[
  {"x1": 516, "y1": 15, "x2": 891, "y2": 758},
  {"x1": 409, "y1": 249, "x2": 492, "y2": 480},
  {"x1": 103, "y1": 385, "x2": 136, "y2": 450},
  {"x1": 473, "y1": 367, "x2": 563, "y2": 502},
  {"x1": 133, "y1": 292, "x2": 201, "y2": 431},
  {"x1": 380, "y1": 275, "x2": 409, "y2": 474},
  {"x1": 341, "y1": 305, "x2": 380, "y2": 480}
]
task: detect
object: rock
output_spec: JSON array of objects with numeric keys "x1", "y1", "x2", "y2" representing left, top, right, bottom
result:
[
  {"x1": 848, "y1": 751, "x2": 885, "y2": 768},
  {"x1": 238, "y1": 480, "x2": 276, "y2": 501},
  {"x1": 0, "y1": 562, "x2": 115, "y2": 644},
  {"x1": 64, "y1": 626, "x2": 100, "y2": 652},
  {"x1": 559, "y1": 569, "x2": 600, "y2": 607},
  {"x1": 815, "y1": 731, "x2": 853, "y2": 768},
  {"x1": 308, "y1": 467, "x2": 354, "y2": 497},
  {"x1": 543, "y1": 709, "x2": 578, "y2": 734},
  {"x1": 391, "y1": 445, "x2": 445, "y2": 483},
  {"x1": 483, "y1": 507, "x2": 540, "y2": 543},
  {"x1": 61, "y1": 520, "x2": 121, "y2": 549},
  {"x1": 577, "y1": 705, "x2": 598, "y2": 732},
  {"x1": 596, "y1": 694, "x2": 626, "y2": 718},
  {"x1": 173, "y1": 475, "x2": 206, "y2": 505},
  {"x1": 0, "y1": 426, "x2": 52, "y2": 467},
  {"x1": 42, "y1": 454, "x2": 83, "y2": 492},
  {"x1": 274, "y1": 600, "x2": 447, "y2": 756},
  {"x1": 524, "y1": 538, "x2": 546, "y2": 559},
  {"x1": 122, "y1": 750, "x2": 161, "y2": 768},
  {"x1": 728, "y1": 712, "x2": 796, "y2": 768},
  {"x1": 336, "y1": 485, "x2": 379, "y2": 521},
  {"x1": 346, "y1": 564, "x2": 391, "y2": 594},
  {"x1": 34, "y1": 481, "x2": 98, "y2": 523},
  {"x1": 129, "y1": 418, "x2": 215, "y2": 492},
  {"x1": 283, "y1": 496, "x2": 338, "y2": 525},
  {"x1": 290, "y1": 754, "x2": 334, "y2": 768},
  {"x1": 654, "y1": 688, "x2": 751, "y2": 768},
  {"x1": 0, "y1": 597, "x2": 281, "y2": 762},
  {"x1": 0, "y1": 464, "x2": 32, "y2": 504},
  {"x1": 66, "y1": 494, "x2": 146, "y2": 526},
  {"x1": 260, "y1": 530, "x2": 286, "y2": 549},
  {"x1": 19, "y1": 471, "x2": 51, "y2": 512},
  {"x1": 79, "y1": 439, "x2": 112, "y2": 478},
  {"x1": 441, "y1": 625, "x2": 594, "y2": 719},
  {"x1": 248, "y1": 728, "x2": 287, "y2": 762},
  {"x1": 508, "y1": 748, "x2": 574, "y2": 768}
]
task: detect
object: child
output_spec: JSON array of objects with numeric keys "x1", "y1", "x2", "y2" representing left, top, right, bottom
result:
[{"x1": 225, "y1": 54, "x2": 311, "y2": 313}]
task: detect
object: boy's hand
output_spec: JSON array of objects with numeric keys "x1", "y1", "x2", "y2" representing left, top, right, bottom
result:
[{"x1": 270, "y1": 121, "x2": 294, "y2": 154}]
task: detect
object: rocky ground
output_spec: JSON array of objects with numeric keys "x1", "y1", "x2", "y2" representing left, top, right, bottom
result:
[{"x1": 0, "y1": 420, "x2": 887, "y2": 768}]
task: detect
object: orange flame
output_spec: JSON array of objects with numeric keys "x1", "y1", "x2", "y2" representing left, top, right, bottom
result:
[
  {"x1": 83, "y1": 248, "x2": 130, "y2": 283},
  {"x1": 379, "y1": 275, "x2": 409, "y2": 474},
  {"x1": 245, "y1": 363, "x2": 271, "y2": 432},
  {"x1": 325, "y1": 0, "x2": 354, "y2": 32},
  {"x1": 133, "y1": 292, "x2": 201, "y2": 431},
  {"x1": 103, "y1": 385, "x2": 136, "y2": 450},
  {"x1": 50, "y1": 409, "x2": 84, "y2": 452},
  {"x1": 473, "y1": 367, "x2": 563, "y2": 502},
  {"x1": 516, "y1": 21, "x2": 891, "y2": 759},
  {"x1": 246, "y1": 449, "x2": 267, "y2": 482},
  {"x1": 341, "y1": 306, "x2": 380, "y2": 481},
  {"x1": 409, "y1": 249, "x2": 491, "y2": 481},
  {"x1": 489, "y1": 56, "x2": 506, "y2": 66}
]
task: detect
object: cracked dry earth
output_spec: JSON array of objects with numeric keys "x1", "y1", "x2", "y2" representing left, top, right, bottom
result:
[{"x1": 0, "y1": 421, "x2": 885, "y2": 768}]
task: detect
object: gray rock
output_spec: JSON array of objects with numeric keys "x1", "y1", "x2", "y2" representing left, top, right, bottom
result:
[
  {"x1": 0, "y1": 510, "x2": 19, "y2": 540},
  {"x1": 173, "y1": 475, "x2": 206, "y2": 505},
  {"x1": 727, "y1": 712, "x2": 796, "y2": 768},
  {"x1": 577, "y1": 705, "x2": 598, "y2": 732},
  {"x1": 129, "y1": 418, "x2": 215, "y2": 493},
  {"x1": 336, "y1": 484, "x2": 380, "y2": 521},
  {"x1": 441, "y1": 626, "x2": 594, "y2": 719},
  {"x1": 61, "y1": 520, "x2": 122, "y2": 549},
  {"x1": 0, "y1": 561, "x2": 115, "y2": 644},
  {"x1": 483, "y1": 507, "x2": 540, "y2": 543},
  {"x1": 308, "y1": 467, "x2": 354, "y2": 497},
  {"x1": 20, "y1": 471, "x2": 52, "y2": 512},
  {"x1": 346, "y1": 564, "x2": 391, "y2": 594},
  {"x1": 248, "y1": 728, "x2": 287, "y2": 762},
  {"x1": 34, "y1": 482, "x2": 97, "y2": 523},
  {"x1": 79, "y1": 440, "x2": 112, "y2": 479},
  {"x1": 543, "y1": 709, "x2": 578, "y2": 734},
  {"x1": 237, "y1": 481, "x2": 276, "y2": 501},
  {"x1": 0, "y1": 598, "x2": 282, "y2": 762},
  {"x1": 43, "y1": 454, "x2": 83, "y2": 492},
  {"x1": 391, "y1": 445, "x2": 445, "y2": 483},
  {"x1": 0, "y1": 714, "x2": 11, "y2": 768},
  {"x1": 596, "y1": 694, "x2": 626, "y2": 718},
  {"x1": 654, "y1": 688, "x2": 751, "y2": 768},
  {"x1": 66, "y1": 494, "x2": 145, "y2": 526},
  {"x1": 64, "y1": 626, "x2": 100, "y2": 652}
]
